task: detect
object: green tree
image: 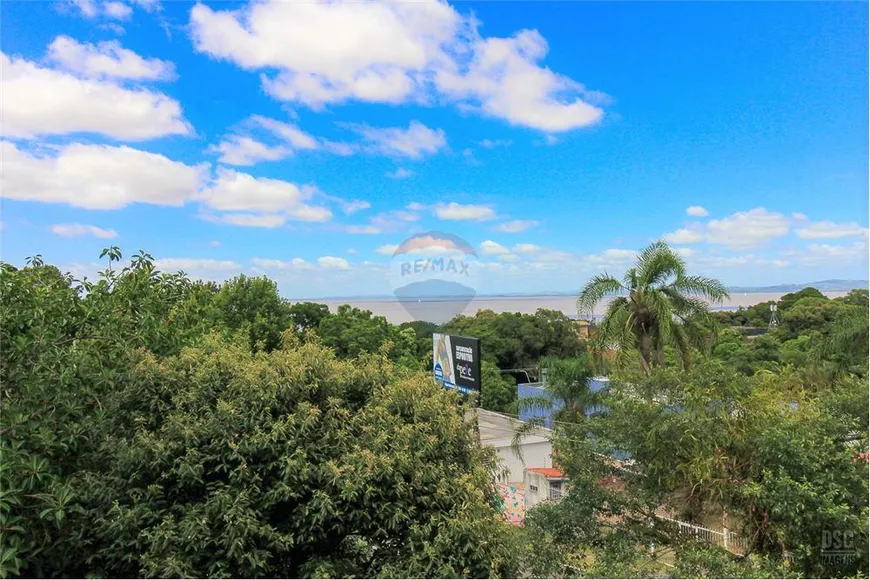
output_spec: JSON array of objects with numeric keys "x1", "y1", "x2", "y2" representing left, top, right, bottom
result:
[
  {"x1": 835, "y1": 288, "x2": 869, "y2": 309},
  {"x1": 778, "y1": 287, "x2": 826, "y2": 312},
  {"x1": 287, "y1": 301, "x2": 330, "y2": 332},
  {"x1": 480, "y1": 360, "x2": 517, "y2": 413},
  {"x1": 212, "y1": 274, "x2": 291, "y2": 352},
  {"x1": 578, "y1": 241, "x2": 728, "y2": 374},
  {"x1": 0, "y1": 251, "x2": 520, "y2": 578}
]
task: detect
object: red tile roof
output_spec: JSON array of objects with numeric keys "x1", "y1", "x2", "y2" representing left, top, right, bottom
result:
[{"x1": 526, "y1": 467, "x2": 564, "y2": 478}]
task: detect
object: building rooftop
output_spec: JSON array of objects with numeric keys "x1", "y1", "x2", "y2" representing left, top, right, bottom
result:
[{"x1": 526, "y1": 467, "x2": 564, "y2": 478}]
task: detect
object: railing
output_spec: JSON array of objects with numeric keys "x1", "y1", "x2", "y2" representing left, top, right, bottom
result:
[
  {"x1": 655, "y1": 514, "x2": 748, "y2": 555},
  {"x1": 548, "y1": 487, "x2": 565, "y2": 501}
]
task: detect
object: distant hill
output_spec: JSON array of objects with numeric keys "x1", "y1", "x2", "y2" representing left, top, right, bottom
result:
[{"x1": 727, "y1": 280, "x2": 868, "y2": 293}]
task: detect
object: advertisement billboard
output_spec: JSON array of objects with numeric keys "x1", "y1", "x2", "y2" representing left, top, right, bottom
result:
[{"x1": 433, "y1": 333, "x2": 481, "y2": 394}]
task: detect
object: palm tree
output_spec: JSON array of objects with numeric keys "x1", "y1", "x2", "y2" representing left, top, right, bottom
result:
[
  {"x1": 516, "y1": 354, "x2": 599, "y2": 423},
  {"x1": 578, "y1": 240, "x2": 729, "y2": 375}
]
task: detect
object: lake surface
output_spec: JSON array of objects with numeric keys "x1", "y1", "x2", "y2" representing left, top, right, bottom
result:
[{"x1": 311, "y1": 292, "x2": 850, "y2": 324}]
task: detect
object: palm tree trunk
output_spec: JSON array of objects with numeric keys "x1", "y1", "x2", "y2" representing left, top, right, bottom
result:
[{"x1": 638, "y1": 331, "x2": 652, "y2": 375}]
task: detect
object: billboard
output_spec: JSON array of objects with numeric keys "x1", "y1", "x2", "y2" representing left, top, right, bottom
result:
[{"x1": 433, "y1": 333, "x2": 481, "y2": 394}]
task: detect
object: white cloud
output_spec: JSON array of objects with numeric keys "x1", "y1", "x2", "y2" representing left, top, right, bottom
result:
[
  {"x1": 376, "y1": 244, "x2": 399, "y2": 255},
  {"x1": 1, "y1": 140, "x2": 205, "y2": 209},
  {"x1": 70, "y1": 0, "x2": 98, "y2": 18},
  {"x1": 795, "y1": 221, "x2": 869, "y2": 240},
  {"x1": 342, "y1": 200, "x2": 371, "y2": 215},
  {"x1": 785, "y1": 241, "x2": 869, "y2": 265},
  {"x1": 156, "y1": 258, "x2": 242, "y2": 272},
  {"x1": 318, "y1": 256, "x2": 350, "y2": 270},
  {"x1": 663, "y1": 227, "x2": 704, "y2": 245},
  {"x1": 495, "y1": 219, "x2": 538, "y2": 233},
  {"x1": 348, "y1": 121, "x2": 447, "y2": 159},
  {"x1": 198, "y1": 168, "x2": 332, "y2": 226},
  {"x1": 210, "y1": 240, "x2": 221, "y2": 247},
  {"x1": 435, "y1": 29, "x2": 604, "y2": 132},
  {"x1": 407, "y1": 202, "x2": 427, "y2": 211},
  {"x1": 250, "y1": 115, "x2": 319, "y2": 150},
  {"x1": 791, "y1": 212, "x2": 808, "y2": 221},
  {"x1": 217, "y1": 213, "x2": 288, "y2": 228},
  {"x1": 346, "y1": 225, "x2": 382, "y2": 234},
  {"x1": 47, "y1": 36, "x2": 175, "y2": 80},
  {"x1": 434, "y1": 202, "x2": 496, "y2": 221},
  {"x1": 479, "y1": 240, "x2": 510, "y2": 255},
  {"x1": 189, "y1": 0, "x2": 460, "y2": 107},
  {"x1": 586, "y1": 248, "x2": 637, "y2": 266},
  {"x1": 189, "y1": 0, "x2": 606, "y2": 131},
  {"x1": 103, "y1": 1, "x2": 133, "y2": 20},
  {"x1": 705, "y1": 208, "x2": 790, "y2": 249},
  {"x1": 208, "y1": 135, "x2": 290, "y2": 166},
  {"x1": 251, "y1": 257, "x2": 313, "y2": 270},
  {"x1": 51, "y1": 223, "x2": 118, "y2": 239},
  {"x1": 347, "y1": 248, "x2": 358, "y2": 254},
  {"x1": 386, "y1": 168, "x2": 415, "y2": 179},
  {"x1": 512, "y1": 243, "x2": 539, "y2": 254},
  {"x1": 686, "y1": 205, "x2": 709, "y2": 217},
  {"x1": 210, "y1": 115, "x2": 320, "y2": 165},
  {"x1": 478, "y1": 138, "x2": 512, "y2": 148},
  {"x1": 1, "y1": 51, "x2": 189, "y2": 140}
]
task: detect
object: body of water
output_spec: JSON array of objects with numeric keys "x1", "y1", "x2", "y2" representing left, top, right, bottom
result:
[{"x1": 311, "y1": 292, "x2": 850, "y2": 324}]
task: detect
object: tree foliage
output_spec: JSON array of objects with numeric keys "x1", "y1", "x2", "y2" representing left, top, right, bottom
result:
[
  {"x1": 0, "y1": 251, "x2": 518, "y2": 578},
  {"x1": 578, "y1": 241, "x2": 729, "y2": 375}
]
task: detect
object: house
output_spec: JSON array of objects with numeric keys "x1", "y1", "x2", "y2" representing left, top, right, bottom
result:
[
  {"x1": 524, "y1": 467, "x2": 567, "y2": 507},
  {"x1": 476, "y1": 408, "x2": 554, "y2": 485}
]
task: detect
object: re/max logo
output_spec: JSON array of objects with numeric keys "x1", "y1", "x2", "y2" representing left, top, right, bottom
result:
[{"x1": 400, "y1": 258, "x2": 471, "y2": 276}]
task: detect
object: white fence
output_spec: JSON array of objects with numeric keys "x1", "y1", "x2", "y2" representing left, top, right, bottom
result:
[{"x1": 655, "y1": 514, "x2": 748, "y2": 555}]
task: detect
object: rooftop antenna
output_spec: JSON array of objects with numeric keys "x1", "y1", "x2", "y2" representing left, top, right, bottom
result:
[{"x1": 768, "y1": 303, "x2": 779, "y2": 329}]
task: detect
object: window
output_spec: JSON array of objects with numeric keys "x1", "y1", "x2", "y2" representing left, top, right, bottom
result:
[{"x1": 529, "y1": 484, "x2": 538, "y2": 493}]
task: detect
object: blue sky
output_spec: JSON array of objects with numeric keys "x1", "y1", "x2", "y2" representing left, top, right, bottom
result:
[{"x1": 2, "y1": 0, "x2": 867, "y2": 298}]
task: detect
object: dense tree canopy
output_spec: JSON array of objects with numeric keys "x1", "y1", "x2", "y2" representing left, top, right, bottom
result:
[
  {"x1": 2, "y1": 247, "x2": 867, "y2": 579},
  {"x1": 0, "y1": 252, "x2": 518, "y2": 578}
]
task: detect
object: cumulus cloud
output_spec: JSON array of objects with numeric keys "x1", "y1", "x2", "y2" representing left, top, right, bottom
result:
[
  {"x1": 1, "y1": 140, "x2": 205, "y2": 209},
  {"x1": 156, "y1": 258, "x2": 242, "y2": 272},
  {"x1": 51, "y1": 223, "x2": 118, "y2": 239},
  {"x1": 663, "y1": 227, "x2": 704, "y2": 245},
  {"x1": 494, "y1": 219, "x2": 538, "y2": 233},
  {"x1": 376, "y1": 244, "x2": 399, "y2": 255},
  {"x1": 706, "y1": 208, "x2": 790, "y2": 249},
  {"x1": 342, "y1": 200, "x2": 371, "y2": 215},
  {"x1": 347, "y1": 121, "x2": 447, "y2": 159},
  {"x1": 318, "y1": 256, "x2": 350, "y2": 270},
  {"x1": 433, "y1": 202, "x2": 496, "y2": 221},
  {"x1": 189, "y1": 0, "x2": 607, "y2": 132},
  {"x1": 686, "y1": 205, "x2": 709, "y2": 217},
  {"x1": 386, "y1": 168, "x2": 415, "y2": 179},
  {"x1": 252, "y1": 257, "x2": 314, "y2": 270},
  {"x1": 512, "y1": 243, "x2": 539, "y2": 254},
  {"x1": 208, "y1": 135, "x2": 290, "y2": 166},
  {"x1": 209, "y1": 115, "x2": 320, "y2": 165},
  {"x1": 795, "y1": 221, "x2": 869, "y2": 240},
  {"x1": 479, "y1": 240, "x2": 510, "y2": 255},
  {"x1": 435, "y1": 29, "x2": 604, "y2": 132},
  {"x1": 103, "y1": 1, "x2": 133, "y2": 20},
  {"x1": 1, "y1": 50, "x2": 189, "y2": 140},
  {"x1": 478, "y1": 138, "x2": 512, "y2": 148},
  {"x1": 47, "y1": 36, "x2": 175, "y2": 80},
  {"x1": 197, "y1": 168, "x2": 333, "y2": 227}
]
